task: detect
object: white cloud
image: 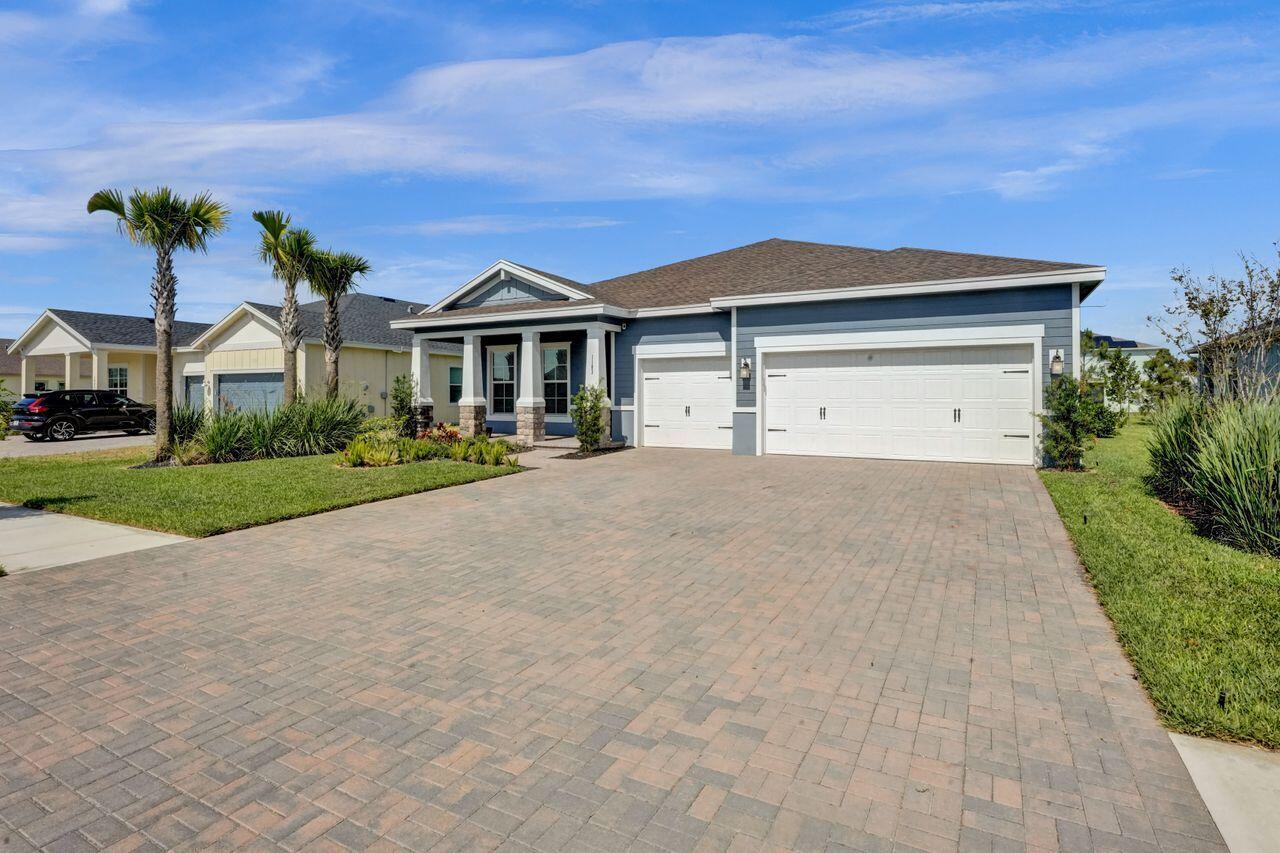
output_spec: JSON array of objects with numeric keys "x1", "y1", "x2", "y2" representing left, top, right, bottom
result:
[
  {"x1": 409, "y1": 215, "x2": 623, "y2": 236},
  {"x1": 810, "y1": 0, "x2": 1082, "y2": 30},
  {"x1": 0, "y1": 234, "x2": 73, "y2": 252}
]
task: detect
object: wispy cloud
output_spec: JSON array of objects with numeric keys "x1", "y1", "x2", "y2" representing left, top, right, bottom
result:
[{"x1": 408, "y1": 214, "x2": 623, "y2": 236}]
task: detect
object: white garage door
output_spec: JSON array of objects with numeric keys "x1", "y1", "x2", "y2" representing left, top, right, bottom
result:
[
  {"x1": 640, "y1": 357, "x2": 733, "y2": 450},
  {"x1": 763, "y1": 345, "x2": 1035, "y2": 464}
]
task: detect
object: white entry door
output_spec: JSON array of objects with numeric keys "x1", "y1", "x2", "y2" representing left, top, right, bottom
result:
[
  {"x1": 640, "y1": 357, "x2": 733, "y2": 450},
  {"x1": 764, "y1": 344, "x2": 1035, "y2": 464}
]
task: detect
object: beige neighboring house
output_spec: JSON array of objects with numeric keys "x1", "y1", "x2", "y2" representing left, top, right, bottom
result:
[
  {"x1": 0, "y1": 337, "x2": 92, "y2": 394},
  {"x1": 6, "y1": 295, "x2": 463, "y2": 420}
]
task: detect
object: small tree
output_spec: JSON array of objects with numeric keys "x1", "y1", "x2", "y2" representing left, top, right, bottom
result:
[
  {"x1": 1150, "y1": 245, "x2": 1280, "y2": 401},
  {"x1": 1037, "y1": 375, "x2": 1095, "y2": 469},
  {"x1": 390, "y1": 374, "x2": 416, "y2": 437},
  {"x1": 1102, "y1": 348, "x2": 1142, "y2": 417},
  {"x1": 570, "y1": 384, "x2": 607, "y2": 452},
  {"x1": 0, "y1": 378, "x2": 14, "y2": 439},
  {"x1": 1141, "y1": 348, "x2": 1190, "y2": 410}
]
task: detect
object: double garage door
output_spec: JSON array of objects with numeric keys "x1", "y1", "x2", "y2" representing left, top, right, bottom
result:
[{"x1": 763, "y1": 344, "x2": 1035, "y2": 465}]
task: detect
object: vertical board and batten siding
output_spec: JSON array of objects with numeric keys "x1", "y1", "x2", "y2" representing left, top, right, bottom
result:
[{"x1": 455, "y1": 279, "x2": 568, "y2": 309}]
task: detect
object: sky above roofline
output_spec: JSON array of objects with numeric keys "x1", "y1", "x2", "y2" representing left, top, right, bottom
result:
[{"x1": 2, "y1": 0, "x2": 1279, "y2": 349}]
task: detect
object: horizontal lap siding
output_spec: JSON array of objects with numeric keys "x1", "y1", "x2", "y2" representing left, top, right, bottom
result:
[
  {"x1": 734, "y1": 285, "x2": 1075, "y2": 409},
  {"x1": 612, "y1": 314, "x2": 731, "y2": 406}
]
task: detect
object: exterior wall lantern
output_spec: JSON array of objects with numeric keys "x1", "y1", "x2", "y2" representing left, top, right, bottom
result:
[
  {"x1": 739, "y1": 357, "x2": 752, "y2": 381},
  {"x1": 1050, "y1": 349, "x2": 1064, "y2": 376}
]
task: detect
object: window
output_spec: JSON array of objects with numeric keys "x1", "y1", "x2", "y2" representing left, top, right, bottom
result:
[
  {"x1": 33, "y1": 381, "x2": 48, "y2": 392},
  {"x1": 107, "y1": 366, "x2": 128, "y2": 393},
  {"x1": 490, "y1": 349, "x2": 515, "y2": 415},
  {"x1": 542, "y1": 345, "x2": 569, "y2": 415},
  {"x1": 448, "y1": 366, "x2": 462, "y2": 404}
]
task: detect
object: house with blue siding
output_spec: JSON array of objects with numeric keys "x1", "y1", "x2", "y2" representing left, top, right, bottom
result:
[{"x1": 394, "y1": 239, "x2": 1105, "y2": 466}]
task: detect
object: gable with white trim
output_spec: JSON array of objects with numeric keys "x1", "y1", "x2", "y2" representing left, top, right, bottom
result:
[
  {"x1": 455, "y1": 278, "x2": 569, "y2": 309},
  {"x1": 428, "y1": 260, "x2": 590, "y2": 313}
]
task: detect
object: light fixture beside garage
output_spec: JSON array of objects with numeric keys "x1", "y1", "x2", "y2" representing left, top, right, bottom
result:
[
  {"x1": 1050, "y1": 349, "x2": 1064, "y2": 376},
  {"x1": 738, "y1": 357, "x2": 752, "y2": 381}
]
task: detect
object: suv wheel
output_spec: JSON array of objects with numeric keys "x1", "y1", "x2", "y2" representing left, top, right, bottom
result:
[
  {"x1": 142, "y1": 415, "x2": 156, "y2": 434},
  {"x1": 23, "y1": 433, "x2": 46, "y2": 442},
  {"x1": 47, "y1": 419, "x2": 77, "y2": 441}
]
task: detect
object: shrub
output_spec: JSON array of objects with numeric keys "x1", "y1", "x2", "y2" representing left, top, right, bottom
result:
[
  {"x1": 170, "y1": 438, "x2": 209, "y2": 466},
  {"x1": 390, "y1": 374, "x2": 416, "y2": 436},
  {"x1": 1037, "y1": 376, "x2": 1094, "y2": 468},
  {"x1": 341, "y1": 435, "x2": 401, "y2": 467},
  {"x1": 0, "y1": 378, "x2": 15, "y2": 440},
  {"x1": 1186, "y1": 399, "x2": 1280, "y2": 556},
  {"x1": 397, "y1": 438, "x2": 450, "y2": 462},
  {"x1": 200, "y1": 412, "x2": 247, "y2": 463},
  {"x1": 241, "y1": 409, "x2": 292, "y2": 460},
  {"x1": 1147, "y1": 395, "x2": 1206, "y2": 498},
  {"x1": 418, "y1": 423, "x2": 461, "y2": 444},
  {"x1": 358, "y1": 415, "x2": 406, "y2": 438},
  {"x1": 170, "y1": 404, "x2": 206, "y2": 444},
  {"x1": 283, "y1": 396, "x2": 365, "y2": 456},
  {"x1": 570, "y1": 383, "x2": 608, "y2": 452}
]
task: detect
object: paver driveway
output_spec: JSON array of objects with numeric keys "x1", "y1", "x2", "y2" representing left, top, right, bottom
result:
[{"x1": 0, "y1": 450, "x2": 1224, "y2": 852}]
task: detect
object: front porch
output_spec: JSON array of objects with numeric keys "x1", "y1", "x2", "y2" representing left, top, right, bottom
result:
[
  {"x1": 410, "y1": 321, "x2": 615, "y2": 445},
  {"x1": 15, "y1": 346, "x2": 155, "y2": 401}
]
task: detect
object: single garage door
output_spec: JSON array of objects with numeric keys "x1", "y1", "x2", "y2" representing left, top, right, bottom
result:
[
  {"x1": 640, "y1": 357, "x2": 733, "y2": 450},
  {"x1": 763, "y1": 344, "x2": 1035, "y2": 464},
  {"x1": 217, "y1": 372, "x2": 284, "y2": 413}
]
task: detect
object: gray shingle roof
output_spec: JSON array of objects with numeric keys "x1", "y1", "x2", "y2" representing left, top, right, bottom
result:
[
  {"x1": 46, "y1": 309, "x2": 212, "y2": 347},
  {"x1": 431, "y1": 238, "x2": 1099, "y2": 320},
  {"x1": 246, "y1": 293, "x2": 453, "y2": 351}
]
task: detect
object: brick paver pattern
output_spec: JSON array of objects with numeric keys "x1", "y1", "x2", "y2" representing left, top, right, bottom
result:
[{"x1": 0, "y1": 450, "x2": 1224, "y2": 852}]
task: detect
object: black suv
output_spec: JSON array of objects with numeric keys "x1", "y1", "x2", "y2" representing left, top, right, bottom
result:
[{"x1": 9, "y1": 390, "x2": 156, "y2": 442}]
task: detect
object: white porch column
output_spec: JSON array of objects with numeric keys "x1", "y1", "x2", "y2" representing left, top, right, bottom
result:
[
  {"x1": 19, "y1": 354, "x2": 33, "y2": 394},
  {"x1": 91, "y1": 349, "x2": 109, "y2": 391},
  {"x1": 458, "y1": 334, "x2": 487, "y2": 436},
  {"x1": 64, "y1": 353, "x2": 80, "y2": 390},
  {"x1": 586, "y1": 326, "x2": 612, "y2": 442},
  {"x1": 516, "y1": 330, "x2": 545, "y2": 444},
  {"x1": 411, "y1": 335, "x2": 434, "y2": 430}
]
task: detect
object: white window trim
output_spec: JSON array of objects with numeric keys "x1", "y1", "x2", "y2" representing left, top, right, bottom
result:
[
  {"x1": 448, "y1": 365, "x2": 463, "y2": 405},
  {"x1": 488, "y1": 345, "x2": 517, "y2": 417},
  {"x1": 541, "y1": 342, "x2": 572, "y2": 422},
  {"x1": 752, "y1": 326, "x2": 1044, "y2": 463},
  {"x1": 107, "y1": 366, "x2": 129, "y2": 392}
]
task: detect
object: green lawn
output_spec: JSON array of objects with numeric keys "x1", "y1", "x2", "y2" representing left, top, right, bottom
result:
[
  {"x1": 0, "y1": 448, "x2": 515, "y2": 537},
  {"x1": 1040, "y1": 424, "x2": 1280, "y2": 748}
]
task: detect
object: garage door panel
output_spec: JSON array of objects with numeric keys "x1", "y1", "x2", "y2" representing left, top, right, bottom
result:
[
  {"x1": 641, "y1": 357, "x2": 732, "y2": 450},
  {"x1": 764, "y1": 344, "x2": 1035, "y2": 464}
]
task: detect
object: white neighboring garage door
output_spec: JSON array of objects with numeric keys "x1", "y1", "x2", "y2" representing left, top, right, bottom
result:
[
  {"x1": 763, "y1": 344, "x2": 1035, "y2": 464},
  {"x1": 640, "y1": 357, "x2": 733, "y2": 450}
]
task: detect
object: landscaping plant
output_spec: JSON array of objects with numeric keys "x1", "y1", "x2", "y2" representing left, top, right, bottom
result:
[
  {"x1": 88, "y1": 187, "x2": 230, "y2": 457},
  {"x1": 1141, "y1": 348, "x2": 1191, "y2": 411},
  {"x1": 0, "y1": 378, "x2": 15, "y2": 440},
  {"x1": 1037, "y1": 376, "x2": 1095, "y2": 468},
  {"x1": 570, "y1": 383, "x2": 608, "y2": 452},
  {"x1": 1146, "y1": 394, "x2": 1206, "y2": 498},
  {"x1": 170, "y1": 403, "x2": 206, "y2": 444},
  {"x1": 390, "y1": 374, "x2": 417, "y2": 436},
  {"x1": 1186, "y1": 398, "x2": 1280, "y2": 556},
  {"x1": 308, "y1": 250, "x2": 371, "y2": 398},
  {"x1": 252, "y1": 210, "x2": 318, "y2": 407},
  {"x1": 419, "y1": 423, "x2": 462, "y2": 444}
]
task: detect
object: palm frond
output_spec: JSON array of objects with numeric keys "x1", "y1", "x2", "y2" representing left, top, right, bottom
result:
[{"x1": 182, "y1": 192, "x2": 231, "y2": 254}]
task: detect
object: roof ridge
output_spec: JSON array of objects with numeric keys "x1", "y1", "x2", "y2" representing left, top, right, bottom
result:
[{"x1": 888, "y1": 245, "x2": 1099, "y2": 269}]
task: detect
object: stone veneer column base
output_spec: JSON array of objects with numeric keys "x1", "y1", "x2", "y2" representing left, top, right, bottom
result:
[
  {"x1": 516, "y1": 405, "x2": 546, "y2": 445},
  {"x1": 413, "y1": 403, "x2": 433, "y2": 435},
  {"x1": 458, "y1": 404, "x2": 487, "y2": 437}
]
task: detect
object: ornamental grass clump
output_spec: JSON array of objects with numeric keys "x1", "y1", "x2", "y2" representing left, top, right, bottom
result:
[
  {"x1": 1187, "y1": 399, "x2": 1280, "y2": 556},
  {"x1": 1147, "y1": 395, "x2": 1207, "y2": 499}
]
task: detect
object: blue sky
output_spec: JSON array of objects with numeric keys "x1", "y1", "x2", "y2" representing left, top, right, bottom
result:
[{"x1": 2, "y1": 0, "x2": 1278, "y2": 347}]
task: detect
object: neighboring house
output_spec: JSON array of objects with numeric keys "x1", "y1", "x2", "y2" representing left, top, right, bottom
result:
[
  {"x1": 178, "y1": 294, "x2": 461, "y2": 418},
  {"x1": 1188, "y1": 324, "x2": 1280, "y2": 399},
  {"x1": 1083, "y1": 334, "x2": 1163, "y2": 411},
  {"x1": 0, "y1": 337, "x2": 91, "y2": 394},
  {"x1": 395, "y1": 238, "x2": 1105, "y2": 466},
  {"x1": 6, "y1": 295, "x2": 462, "y2": 419}
]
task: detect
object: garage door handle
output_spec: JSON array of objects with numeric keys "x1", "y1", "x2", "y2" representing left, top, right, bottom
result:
[
  {"x1": 1003, "y1": 369, "x2": 1029, "y2": 374},
  {"x1": 644, "y1": 424, "x2": 660, "y2": 428},
  {"x1": 767, "y1": 373, "x2": 786, "y2": 378},
  {"x1": 717, "y1": 425, "x2": 733, "y2": 429},
  {"x1": 644, "y1": 377, "x2": 661, "y2": 380},
  {"x1": 767, "y1": 428, "x2": 787, "y2": 432},
  {"x1": 1004, "y1": 433, "x2": 1030, "y2": 439}
]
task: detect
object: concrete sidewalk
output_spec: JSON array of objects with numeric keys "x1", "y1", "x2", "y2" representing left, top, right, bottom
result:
[
  {"x1": 0, "y1": 503, "x2": 186, "y2": 573},
  {"x1": 1173, "y1": 733, "x2": 1280, "y2": 853}
]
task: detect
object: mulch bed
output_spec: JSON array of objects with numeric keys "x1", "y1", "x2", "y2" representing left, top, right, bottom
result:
[{"x1": 552, "y1": 446, "x2": 629, "y2": 460}]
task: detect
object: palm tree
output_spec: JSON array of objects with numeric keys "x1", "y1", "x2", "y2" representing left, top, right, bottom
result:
[
  {"x1": 308, "y1": 250, "x2": 371, "y2": 398},
  {"x1": 252, "y1": 211, "x2": 317, "y2": 406},
  {"x1": 88, "y1": 187, "x2": 229, "y2": 456}
]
